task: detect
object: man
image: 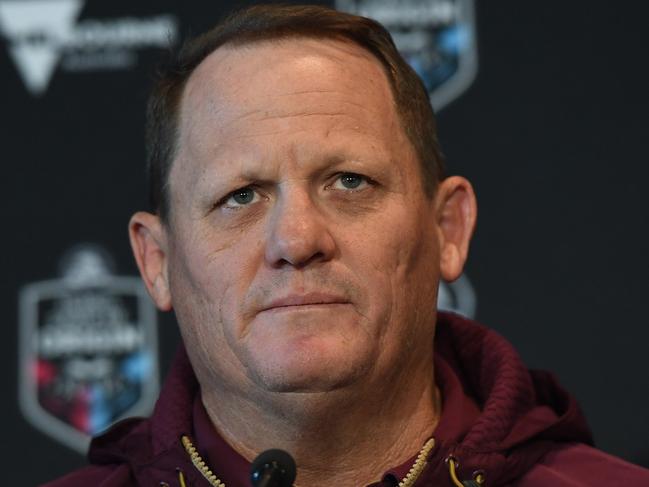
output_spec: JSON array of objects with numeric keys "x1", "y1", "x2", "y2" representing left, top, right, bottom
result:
[{"x1": 46, "y1": 4, "x2": 648, "y2": 487}]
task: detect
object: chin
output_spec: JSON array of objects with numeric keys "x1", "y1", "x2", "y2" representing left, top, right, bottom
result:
[
  {"x1": 236, "y1": 312, "x2": 380, "y2": 393},
  {"x1": 245, "y1": 346, "x2": 371, "y2": 394}
]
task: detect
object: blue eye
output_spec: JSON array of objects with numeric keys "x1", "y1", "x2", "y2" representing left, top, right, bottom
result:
[
  {"x1": 331, "y1": 173, "x2": 369, "y2": 191},
  {"x1": 233, "y1": 188, "x2": 255, "y2": 204},
  {"x1": 340, "y1": 173, "x2": 363, "y2": 189},
  {"x1": 224, "y1": 187, "x2": 259, "y2": 208}
]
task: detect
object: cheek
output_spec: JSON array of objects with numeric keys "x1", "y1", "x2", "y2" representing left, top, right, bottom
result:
[
  {"x1": 353, "y1": 205, "x2": 437, "y2": 279},
  {"x1": 177, "y1": 223, "x2": 261, "y2": 291},
  {"x1": 168, "y1": 225, "x2": 263, "y2": 339},
  {"x1": 168, "y1": 227, "x2": 266, "y2": 381},
  {"x1": 346, "y1": 205, "x2": 439, "y2": 329}
]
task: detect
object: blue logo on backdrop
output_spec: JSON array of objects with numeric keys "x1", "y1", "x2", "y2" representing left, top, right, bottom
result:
[
  {"x1": 18, "y1": 244, "x2": 159, "y2": 453},
  {"x1": 336, "y1": 0, "x2": 477, "y2": 111},
  {"x1": 438, "y1": 274, "x2": 476, "y2": 318}
]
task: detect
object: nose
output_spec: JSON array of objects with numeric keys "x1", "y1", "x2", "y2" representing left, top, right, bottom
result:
[{"x1": 264, "y1": 188, "x2": 336, "y2": 268}]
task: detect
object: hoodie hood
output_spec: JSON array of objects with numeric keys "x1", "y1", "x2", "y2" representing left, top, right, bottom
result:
[
  {"x1": 87, "y1": 312, "x2": 593, "y2": 486},
  {"x1": 417, "y1": 312, "x2": 593, "y2": 486}
]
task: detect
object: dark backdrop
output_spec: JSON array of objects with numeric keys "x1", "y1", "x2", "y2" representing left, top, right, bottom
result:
[{"x1": 1, "y1": 1, "x2": 647, "y2": 484}]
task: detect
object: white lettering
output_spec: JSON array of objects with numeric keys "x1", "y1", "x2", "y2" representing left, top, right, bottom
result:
[
  {"x1": 66, "y1": 16, "x2": 177, "y2": 49},
  {"x1": 39, "y1": 325, "x2": 142, "y2": 356},
  {"x1": 355, "y1": 0, "x2": 457, "y2": 26}
]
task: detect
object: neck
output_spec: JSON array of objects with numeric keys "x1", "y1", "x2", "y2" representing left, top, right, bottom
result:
[{"x1": 201, "y1": 358, "x2": 440, "y2": 487}]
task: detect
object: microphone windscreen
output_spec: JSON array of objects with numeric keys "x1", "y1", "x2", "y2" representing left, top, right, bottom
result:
[{"x1": 250, "y1": 448, "x2": 297, "y2": 487}]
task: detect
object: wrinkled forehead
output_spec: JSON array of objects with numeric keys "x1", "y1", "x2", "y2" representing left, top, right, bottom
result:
[{"x1": 178, "y1": 37, "x2": 398, "y2": 135}]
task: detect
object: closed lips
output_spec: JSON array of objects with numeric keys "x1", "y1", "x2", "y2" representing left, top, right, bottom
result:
[{"x1": 261, "y1": 293, "x2": 349, "y2": 312}]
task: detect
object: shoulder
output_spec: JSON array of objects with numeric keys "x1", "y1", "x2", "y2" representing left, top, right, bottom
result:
[
  {"x1": 516, "y1": 443, "x2": 649, "y2": 486},
  {"x1": 40, "y1": 418, "x2": 150, "y2": 487},
  {"x1": 40, "y1": 464, "x2": 136, "y2": 487}
]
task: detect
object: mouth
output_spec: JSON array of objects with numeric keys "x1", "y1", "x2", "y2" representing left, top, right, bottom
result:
[{"x1": 260, "y1": 292, "x2": 350, "y2": 313}]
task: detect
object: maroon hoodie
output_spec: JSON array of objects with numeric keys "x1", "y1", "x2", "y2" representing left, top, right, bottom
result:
[{"x1": 43, "y1": 312, "x2": 649, "y2": 486}]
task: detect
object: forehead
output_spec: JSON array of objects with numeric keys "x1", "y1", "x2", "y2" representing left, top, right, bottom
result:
[
  {"x1": 183, "y1": 36, "x2": 393, "y2": 107},
  {"x1": 171, "y1": 37, "x2": 414, "y2": 198},
  {"x1": 179, "y1": 37, "x2": 399, "y2": 139}
]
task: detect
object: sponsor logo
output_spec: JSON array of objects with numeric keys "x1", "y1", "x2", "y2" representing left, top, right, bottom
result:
[
  {"x1": 18, "y1": 244, "x2": 159, "y2": 453},
  {"x1": 438, "y1": 274, "x2": 476, "y2": 318},
  {"x1": 336, "y1": 0, "x2": 477, "y2": 110},
  {"x1": 0, "y1": 0, "x2": 178, "y2": 96}
]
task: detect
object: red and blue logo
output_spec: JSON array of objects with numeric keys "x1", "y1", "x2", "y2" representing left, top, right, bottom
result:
[{"x1": 19, "y1": 244, "x2": 159, "y2": 453}]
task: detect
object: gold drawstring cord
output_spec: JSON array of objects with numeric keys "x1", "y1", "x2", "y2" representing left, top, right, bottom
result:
[
  {"x1": 158, "y1": 470, "x2": 189, "y2": 487},
  {"x1": 447, "y1": 456, "x2": 485, "y2": 486},
  {"x1": 177, "y1": 468, "x2": 188, "y2": 487}
]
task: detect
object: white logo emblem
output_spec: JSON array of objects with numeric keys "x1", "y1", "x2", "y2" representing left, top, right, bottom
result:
[
  {"x1": 0, "y1": 0, "x2": 82, "y2": 95},
  {"x1": 0, "y1": 0, "x2": 178, "y2": 96}
]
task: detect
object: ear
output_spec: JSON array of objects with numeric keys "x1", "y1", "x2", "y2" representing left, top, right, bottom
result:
[
  {"x1": 435, "y1": 176, "x2": 477, "y2": 282},
  {"x1": 128, "y1": 211, "x2": 172, "y2": 311}
]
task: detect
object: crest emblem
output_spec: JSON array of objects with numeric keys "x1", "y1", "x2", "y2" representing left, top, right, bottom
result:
[
  {"x1": 18, "y1": 244, "x2": 159, "y2": 453},
  {"x1": 336, "y1": 0, "x2": 478, "y2": 110}
]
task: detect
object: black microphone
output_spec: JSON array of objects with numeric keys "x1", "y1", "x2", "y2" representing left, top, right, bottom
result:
[{"x1": 250, "y1": 449, "x2": 297, "y2": 487}]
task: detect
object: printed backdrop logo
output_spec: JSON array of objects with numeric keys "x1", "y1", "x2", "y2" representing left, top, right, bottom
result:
[
  {"x1": 438, "y1": 274, "x2": 476, "y2": 318},
  {"x1": 0, "y1": 0, "x2": 178, "y2": 96},
  {"x1": 19, "y1": 244, "x2": 159, "y2": 453},
  {"x1": 336, "y1": 0, "x2": 477, "y2": 110}
]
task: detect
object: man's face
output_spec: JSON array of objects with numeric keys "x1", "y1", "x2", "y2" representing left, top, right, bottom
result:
[{"x1": 164, "y1": 38, "x2": 443, "y2": 395}]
